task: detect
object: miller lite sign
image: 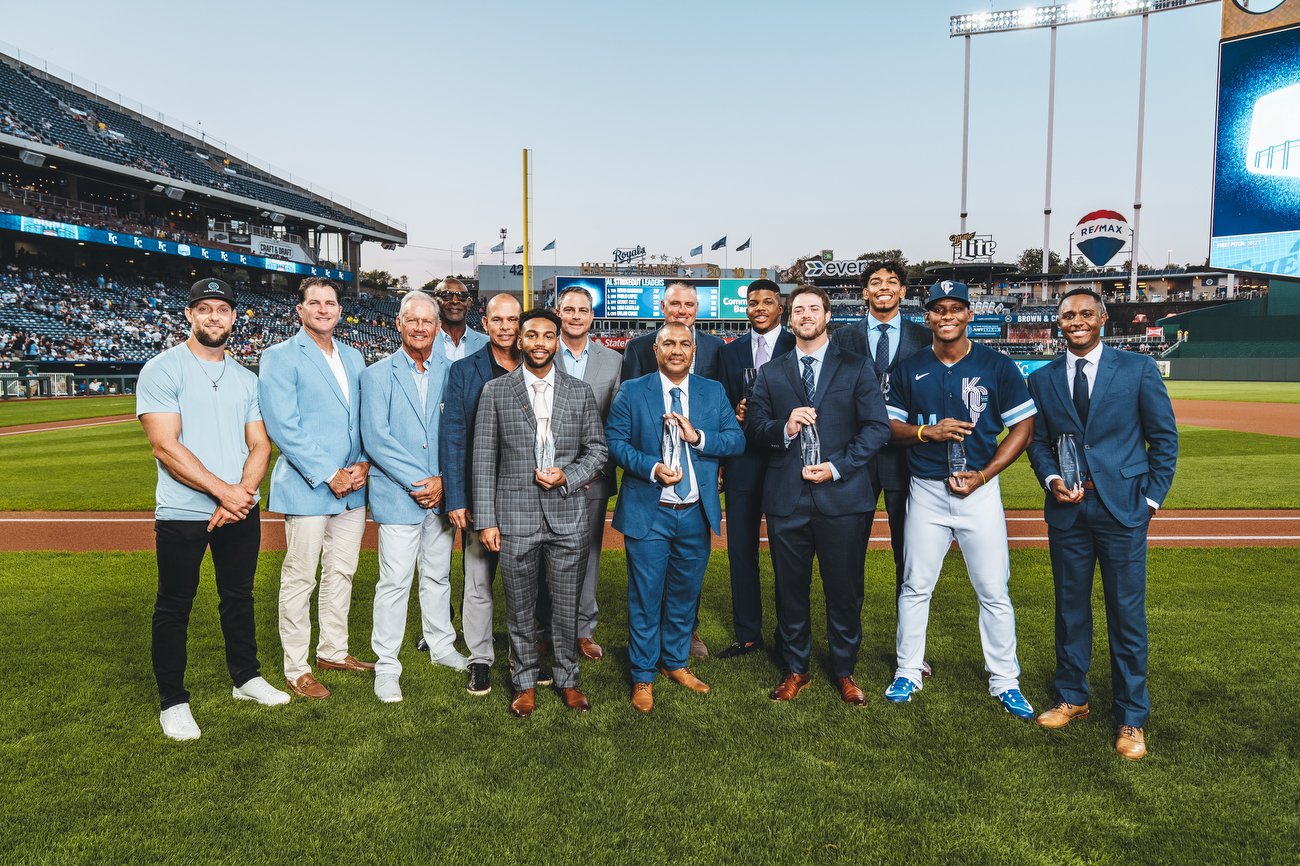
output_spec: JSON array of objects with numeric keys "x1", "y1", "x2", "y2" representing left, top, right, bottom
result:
[
  {"x1": 950, "y1": 232, "x2": 997, "y2": 262},
  {"x1": 1075, "y1": 210, "x2": 1128, "y2": 268}
]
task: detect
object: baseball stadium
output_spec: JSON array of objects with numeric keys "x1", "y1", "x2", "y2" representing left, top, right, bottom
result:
[{"x1": 3, "y1": 3, "x2": 1299, "y2": 864}]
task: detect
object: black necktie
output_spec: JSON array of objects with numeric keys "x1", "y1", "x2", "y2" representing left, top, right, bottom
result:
[
  {"x1": 874, "y1": 323, "x2": 891, "y2": 375},
  {"x1": 801, "y1": 356, "x2": 816, "y2": 403},
  {"x1": 1073, "y1": 359, "x2": 1090, "y2": 426}
]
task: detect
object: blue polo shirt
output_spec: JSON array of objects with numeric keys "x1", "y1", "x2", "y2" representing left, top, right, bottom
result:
[{"x1": 886, "y1": 341, "x2": 1036, "y2": 480}]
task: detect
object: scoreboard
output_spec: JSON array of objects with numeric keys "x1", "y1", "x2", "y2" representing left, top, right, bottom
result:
[{"x1": 554, "y1": 276, "x2": 756, "y2": 320}]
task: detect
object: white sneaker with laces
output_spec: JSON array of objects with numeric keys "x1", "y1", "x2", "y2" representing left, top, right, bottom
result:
[
  {"x1": 375, "y1": 674, "x2": 403, "y2": 703},
  {"x1": 232, "y1": 676, "x2": 290, "y2": 706},
  {"x1": 160, "y1": 703, "x2": 201, "y2": 741},
  {"x1": 431, "y1": 650, "x2": 469, "y2": 671}
]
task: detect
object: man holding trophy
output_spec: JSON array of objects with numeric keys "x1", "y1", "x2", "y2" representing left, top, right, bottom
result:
[
  {"x1": 1026, "y1": 288, "x2": 1177, "y2": 760},
  {"x1": 882, "y1": 281, "x2": 1038, "y2": 719},
  {"x1": 745, "y1": 285, "x2": 890, "y2": 705},
  {"x1": 471, "y1": 309, "x2": 608, "y2": 718},
  {"x1": 606, "y1": 323, "x2": 745, "y2": 713}
]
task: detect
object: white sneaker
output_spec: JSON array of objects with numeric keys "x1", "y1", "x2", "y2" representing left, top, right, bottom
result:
[
  {"x1": 160, "y1": 704, "x2": 201, "y2": 741},
  {"x1": 431, "y1": 650, "x2": 469, "y2": 671},
  {"x1": 375, "y1": 674, "x2": 403, "y2": 703},
  {"x1": 232, "y1": 676, "x2": 291, "y2": 706}
]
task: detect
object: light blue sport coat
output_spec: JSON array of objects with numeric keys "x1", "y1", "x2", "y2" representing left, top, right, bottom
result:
[
  {"x1": 259, "y1": 328, "x2": 367, "y2": 515},
  {"x1": 360, "y1": 348, "x2": 450, "y2": 525}
]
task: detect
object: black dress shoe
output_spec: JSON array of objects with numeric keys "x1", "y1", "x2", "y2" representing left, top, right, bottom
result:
[
  {"x1": 415, "y1": 636, "x2": 429, "y2": 652},
  {"x1": 466, "y1": 663, "x2": 491, "y2": 696},
  {"x1": 717, "y1": 640, "x2": 764, "y2": 659},
  {"x1": 537, "y1": 666, "x2": 554, "y2": 687}
]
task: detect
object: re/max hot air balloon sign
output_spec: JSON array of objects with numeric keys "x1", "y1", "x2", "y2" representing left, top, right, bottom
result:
[{"x1": 1073, "y1": 210, "x2": 1130, "y2": 268}]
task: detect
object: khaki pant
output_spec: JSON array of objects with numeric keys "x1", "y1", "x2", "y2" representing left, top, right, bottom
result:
[{"x1": 279, "y1": 508, "x2": 367, "y2": 681}]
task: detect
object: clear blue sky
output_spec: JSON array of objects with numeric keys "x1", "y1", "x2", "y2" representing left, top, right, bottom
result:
[{"x1": 1, "y1": 0, "x2": 1224, "y2": 283}]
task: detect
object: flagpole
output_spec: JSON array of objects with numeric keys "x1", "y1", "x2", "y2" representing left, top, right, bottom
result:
[{"x1": 522, "y1": 147, "x2": 532, "y2": 309}]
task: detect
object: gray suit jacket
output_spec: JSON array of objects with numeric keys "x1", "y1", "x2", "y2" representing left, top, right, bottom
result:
[
  {"x1": 569, "y1": 338, "x2": 622, "y2": 499},
  {"x1": 472, "y1": 365, "x2": 608, "y2": 537}
]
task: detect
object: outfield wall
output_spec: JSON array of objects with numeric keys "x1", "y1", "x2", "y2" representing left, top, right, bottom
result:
[{"x1": 1167, "y1": 358, "x2": 1300, "y2": 381}]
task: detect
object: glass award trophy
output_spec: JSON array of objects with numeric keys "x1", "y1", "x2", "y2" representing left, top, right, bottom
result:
[
  {"x1": 800, "y1": 423, "x2": 821, "y2": 467},
  {"x1": 742, "y1": 367, "x2": 758, "y2": 400},
  {"x1": 534, "y1": 421, "x2": 555, "y2": 471},
  {"x1": 661, "y1": 415, "x2": 682, "y2": 474},
  {"x1": 1056, "y1": 434, "x2": 1083, "y2": 491},
  {"x1": 947, "y1": 438, "x2": 968, "y2": 481}
]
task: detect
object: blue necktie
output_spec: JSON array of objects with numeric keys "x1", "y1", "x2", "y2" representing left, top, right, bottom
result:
[
  {"x1": 669, "y1": 386, "x2": 693, "y2": 500},
  {"x1": 874, "y1": 323, "x2": 891, "y2": 376},
  {"x1": 801, "y1": 356, "x2": 816, "y2": 403},
  {"x1": 1073, "y1": 359, "x2": 1090, "y2": 426}
]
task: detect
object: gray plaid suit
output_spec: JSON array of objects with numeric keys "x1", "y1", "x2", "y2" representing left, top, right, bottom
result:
[{"x1": 472, "y1": 365, "x2": 608, "y2": 689}]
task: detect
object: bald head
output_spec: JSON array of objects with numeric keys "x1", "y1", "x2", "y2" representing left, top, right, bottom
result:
[{"x1": 485, "y1": 293, "x2": 522, "y2": 351}]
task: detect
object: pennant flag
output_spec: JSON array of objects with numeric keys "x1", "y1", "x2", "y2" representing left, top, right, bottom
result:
[
  {"x1": 514, "y1": 245, "x2": 524, "y2": 254},
  {"x1": 711, "y1": 236, "x2": 727, "y2": 251},
  {"x1": 490, "y1": 241, "x2": 505, "y2": 253},
  {"x1": 736, "y1": 236, "x2": 751, "y2": 252},
  {"x1": 542, "y1": 239, "x2": 556, "y2": 251},
  {"x1": 461, "y1": 242, "x2": 476, "y2": 259},
  {"x1": 690, "y1": 244, "x2": 703, "y2": 257}
]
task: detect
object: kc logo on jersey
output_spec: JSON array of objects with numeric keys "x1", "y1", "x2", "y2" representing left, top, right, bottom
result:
[{"x1": 962, "y1": 377, "x2": 988, "y2": 426}]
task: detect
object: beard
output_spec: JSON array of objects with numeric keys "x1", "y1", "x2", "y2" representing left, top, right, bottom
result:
[
  {"x1": 194, "y1": 325, "x2": 231, "y2": 348},
  {"x1": 524, "y1": 350, "x2": 555, "y2": 369}
]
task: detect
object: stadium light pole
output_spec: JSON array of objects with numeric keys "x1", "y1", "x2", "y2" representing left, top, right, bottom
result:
[
  {"x1": 1042, "y1": 24, "x2": 1057, "y2": 301},
  {"x1": 950, "y1": 1, "x2": 1219, "y2": 302},
  {"x1": 522, "y1": 147, "x2": 533, "y2": 309}
]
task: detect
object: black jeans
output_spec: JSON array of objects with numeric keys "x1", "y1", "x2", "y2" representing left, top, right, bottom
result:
[{"x1": 153, "y1": 507, "x2": 262, "y2": 710}]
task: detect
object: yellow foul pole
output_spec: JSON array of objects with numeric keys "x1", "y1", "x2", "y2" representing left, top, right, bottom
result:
[{"x1": 522, "y1": 148, "x2": 532, "y2": 309}]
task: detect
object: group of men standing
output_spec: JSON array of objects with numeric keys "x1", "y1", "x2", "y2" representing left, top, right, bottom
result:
[{"x1": 137, "y1": 263, "x2": 1177, "y2": 760}]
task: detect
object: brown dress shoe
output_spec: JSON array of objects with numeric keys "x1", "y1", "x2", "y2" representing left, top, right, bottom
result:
[
  {"x1": 558, "y1": 687, "x2": 590, "y2": 712},
  {"x1": 286, "y1": 673, "x2": 330, "y2": 700},
  {"x1": 315, "y1": 655, "x2": 376, "y2": 672},
  {"x1": 577, "y1": 638, "x2": 604, "y2": 661},
  {"x1": 660, "y1": 667, "x2": 711, "y2": 694},
  {"x1": 689, "y1": 630, "x2": 709, "y2": 659},
  {"x1": 834, "y1": 676, "x2": 867, "y2": 706},
  {"x1": 510, "y1": 688, "x2": 537, "y2": 718},
  {"x1": 1116, "y1": 725, "x2": 1147, "y2": 760},
  {"x1": 1037, "y1": 700, "x2": 1090, "y2": 729},
  {"x1": 769, "y1": 672, "x2": 812, "y2": 702},
  {"x1": 631, "y1": 682, "x2": 654, "y2": 714}
]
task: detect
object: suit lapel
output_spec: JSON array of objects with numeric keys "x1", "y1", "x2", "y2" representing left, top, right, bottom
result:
[
  {"x1": 1051, "y1": 355, "x2": 1082, "y2": 429},
  {"x1": 1087, "y1": 347, "x2": 1119, "y2": 429},
  {"x1": 390, "y1": 351, "x2": 427, "y2": 429},
  {"x1": 424, "y1": 355, "x2": 445, "y2": 427},
  {"x1": 781, "y1": 351, "x2": 810, "y2": 408},
  {"x1": 510, "y1": 369, "x2": 538, "y2": 433},
  {"x1": 553, "y1": 369, "x2": 574, "y2": 427},
  {"x1": 812, "y1": 344, "x2": 841, "y2": 410},
  {"x1": 299, "y1": 330, "x2": 348, "y2": 409}
]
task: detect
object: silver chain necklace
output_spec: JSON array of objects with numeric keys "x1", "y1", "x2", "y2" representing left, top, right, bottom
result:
[{"x1": 198, "y1": 354, "x2": 228, "y2": 391}]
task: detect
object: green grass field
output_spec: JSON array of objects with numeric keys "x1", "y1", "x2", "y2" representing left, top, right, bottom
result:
[
  {"x1": 3, "y1": 422, "x2": 1297, "y2": 512},
  {"x1": 2, "y1": 547, "x2": 1296, "y2": 863},
  {"x1": 1164, "y1": 380, "x2": 1300, "y2": 403},
  {"x1": 0, "y1": 395, "x2": 136, "y2": 427}
]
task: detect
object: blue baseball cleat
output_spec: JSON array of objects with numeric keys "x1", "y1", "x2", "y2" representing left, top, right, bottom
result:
[
  {"x1": 998, "y1": 689, "x2": 1035, "y2": 720},
  {"x1": 884, "y1": 677, "x2": 917, "y2": 703}
]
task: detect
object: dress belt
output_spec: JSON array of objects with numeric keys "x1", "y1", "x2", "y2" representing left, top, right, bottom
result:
[{"x1": 659, "y1": 500, "x2": 698, "y2": 510}]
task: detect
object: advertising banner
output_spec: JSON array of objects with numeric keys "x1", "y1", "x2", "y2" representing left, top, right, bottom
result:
[{"x1": 555, "y1": 275, "x2": 748, "y2": 321}]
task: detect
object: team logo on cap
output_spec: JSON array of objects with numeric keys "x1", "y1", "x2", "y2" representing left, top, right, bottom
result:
[
  {"x1": 1075, "y1": 210, "x2": 1128, "y2": 268},
  {"x1": 940, "y1": 281, "x2": 956, "y2": 295},
  {"x1": 207, "y1": 281, "x2": 221, "y2": 292}
]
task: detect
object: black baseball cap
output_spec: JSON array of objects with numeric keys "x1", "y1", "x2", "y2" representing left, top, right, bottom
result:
[{"x1": 188, "y1": 278, "x2": 236, "y2": 307}]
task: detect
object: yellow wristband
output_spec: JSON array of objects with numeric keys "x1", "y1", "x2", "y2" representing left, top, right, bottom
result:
[
  {"x1": 917, "y1": 425, "x2": 929, "y2": 443},
  {"x1": 978, "y1": 470, "x2": 987, "y2": 485}
]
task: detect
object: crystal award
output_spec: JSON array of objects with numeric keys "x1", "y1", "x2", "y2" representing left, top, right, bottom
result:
[
  {"x1": 661, "y1": 415, "x2": 682, "y2": 474},
  {"x1": 1056, "y1": 434, "x2": 1083, "y2": 491},
  {"x1": 534, "y1": 422, "x2": 555, "y2": 471},
  {"x1": 742, "y1": 367, "x2": 758, "y2": 400},
  {"x1": 800, "y1": 423, "x2": 821, "y2": 467},
  {"x1": 947, "y1": 438, "x2": 968, "y2": 478}
]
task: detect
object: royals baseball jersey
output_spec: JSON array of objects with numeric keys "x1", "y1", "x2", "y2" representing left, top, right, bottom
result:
[{"x1": 886, "y1": 342, "x2": 1036, "y2": 480}]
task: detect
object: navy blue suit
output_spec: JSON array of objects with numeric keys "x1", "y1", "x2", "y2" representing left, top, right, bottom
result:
[
  {"x1": 718, "y1": 328, "x2": 795, "y2": 644},
  {"x1": 746, "y1": 341, "x2": 891, "y2": 677},
  {"x1": 607, "y1": 372, "x2": 745, "y2": 681},
  {"x1": 619, "y1": 328, "x2": 725, "y2": 383},
  {"x1": 1026, "y1": 346, "x2": 1178, "y2": 727}
]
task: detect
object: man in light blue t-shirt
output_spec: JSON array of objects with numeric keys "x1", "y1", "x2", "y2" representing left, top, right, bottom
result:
[{"x1": 136, "y1": 278, "x2": 289, "y2": 741}]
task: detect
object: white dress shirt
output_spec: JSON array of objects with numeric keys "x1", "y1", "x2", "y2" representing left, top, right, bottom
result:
[
  {"x1": 522, "y1": 365, "x2": 556, "y2": 422},
  {"x1": 751, "y1": 327, "x2": 782, "y2": 367},
  {"x1": 320, "y1": 340, "x2": 350, "y2": 403}
]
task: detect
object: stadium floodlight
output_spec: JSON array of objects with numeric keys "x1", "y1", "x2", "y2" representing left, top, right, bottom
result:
[
  {"x1": 151, "y1": 183, "x2": 165, "y2": 193},
  {"x1": 164, "y1": 186, "x2": 184, "y2": 201},
  {"x1": 270, "y1": 212, "x2": 286, "y2": 224},
  {"x1": 18, "y1": 149, "x2": 45, "y2": 167},
  {"x1": 950, "y1": 0, "x2": 1218, "y2": 36},
  {"x1": 347, "y1": 232, "x2": 364, "y2": 243}
]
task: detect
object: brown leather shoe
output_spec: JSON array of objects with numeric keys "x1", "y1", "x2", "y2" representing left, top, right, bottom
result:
[
  {"x1": 1037, "y1": 700, "x2": 1090, "y2": 729},
  {"x1": 1116, "y1": 725, "x2": 1147, "y2": 760},
  {"x1": 769, "y1": 672, "x2": 812, "y2": 702},
  {"x1": 510, "y1": 687, "x2": 537, "y2": 718},
  {"x1": 315, "y1": 655, "x2": 376, "y2": 672},
  {"x1": 661, "y1": 666, "x2": 711, "y2": 694},
  {"x1": 631, "y1": 682, "x2": 654, "y2": 714},
  {"x1": 834, "y1": 676, "x2": 866, "y2": 706},
  {"x1": 689, "y1": 630, "x2": 709, "y2": 659},
  {"x1": 577, "y1": 638, "x2": 604, "y2": 661},
  {"x1": 558, "y1": 686, "x2": 591, "y2": 712},
  {"x1": 286, "y1": 673, "x2": 330, "y2": 700}
]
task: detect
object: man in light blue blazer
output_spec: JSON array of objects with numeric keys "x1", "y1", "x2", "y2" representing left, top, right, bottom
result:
[
  {"x1": 259, "y1": 277, "x2": 371, "y2": 701},
  {"x1": 360, "y1": 291, "x2": 465, "y2": 704},
  {"x1": 607, "y1": 322, "x2": 745, "y2": 713},
  {"x1": 1026, "y1": 288, "x2": 1178, "y2": 761}
]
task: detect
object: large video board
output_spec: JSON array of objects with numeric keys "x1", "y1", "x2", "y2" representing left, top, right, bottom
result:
[
  {"x1": 554, "y1": 276, "x2": 751, "y2": 320},
  {"x1": 1210, "y1": 13, "x2": 1300, "y2": 277}
]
